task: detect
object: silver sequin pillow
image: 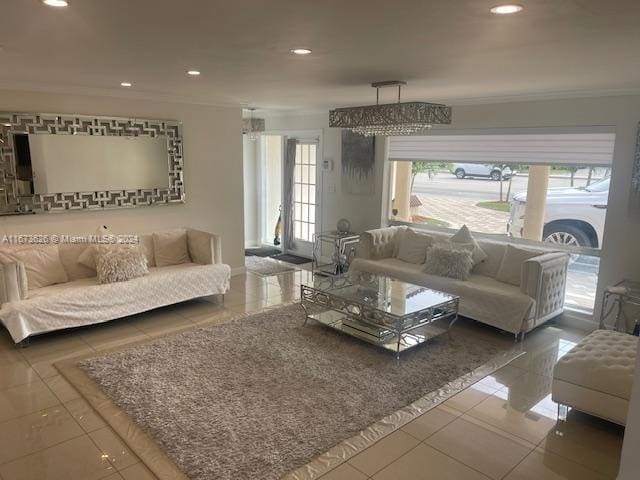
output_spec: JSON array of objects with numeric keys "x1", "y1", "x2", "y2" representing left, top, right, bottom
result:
[
  {"x1": 423, "y1": 244, "x2": 474, "y2": 280},
  {"x1": 96, "y1": 248, "x2": 149, "y2": 284}
]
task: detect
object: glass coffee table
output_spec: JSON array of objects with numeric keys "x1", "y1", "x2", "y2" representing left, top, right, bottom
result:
[{"x1": 300, "y1": 271, "x2": 459, "y2": 358}]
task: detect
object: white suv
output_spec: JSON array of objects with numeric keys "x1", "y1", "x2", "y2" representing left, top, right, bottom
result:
[
  {"x1": 452, "y1": 163, "x2": 513, "y2": 181},
  {"x1": 508, "y1": 177, "x2": 609, "y2": 248}
]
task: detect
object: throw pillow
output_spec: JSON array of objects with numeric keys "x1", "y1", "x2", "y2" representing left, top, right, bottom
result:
[
  {"x1": 450, "y1": 224, "x2": 488, "y2": 266},
  {"x1": 423, "y1": 244, "x2": 474, "y2": 280},
  {"x1": 78, "y1": 226, "x2": 118, "y2": 270},
  {"x1": 96, "y1": 249, "x2": 149, "y2": 284},
  {"x1": 79, "y1": 242, "x2": 143, "y2": 271},
  {"x1": 5, "y1": 246, "x2": 69, "y2": 290},
  {"x1": 153, "y1": 229, "x2": 191, "y2": 267},
  {"x1": 495, "y1": 244, "x2": 542, "y2": 286},
  {"x1": 395, "y1": 228, "x2": 434, "y2": 264}
]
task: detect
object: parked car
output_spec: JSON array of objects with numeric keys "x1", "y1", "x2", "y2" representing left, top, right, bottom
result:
[
  {"x1": 452, "y1": 163, "x2": 513, "y2": 181},
  {"x1": 508, "y1": 176, "x2": 609, "y2": 248}
]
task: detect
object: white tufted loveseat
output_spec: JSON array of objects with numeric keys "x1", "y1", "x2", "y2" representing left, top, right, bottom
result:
[
  {"x1": 350, "y1": 226, "x2": 570, "y2": 337},
  {"x1": 552, "y1": 329, "x2": 638, "y2": 425}
]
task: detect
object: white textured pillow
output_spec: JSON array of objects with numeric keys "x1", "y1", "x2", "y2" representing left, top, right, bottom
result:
[
  {"x1": 395, "y1": 229, "x2": 434, "y2": 264},
  {"x1": 450, "y1": 225, "x2": 487, "y2": 265},
  {"x1": 96, "y1": 249, "x2": 149, "y2": 284},
  {"x1": 495, "y1": 244, "x2": 541, "y2": 286},
  {"x1": 4, "y1": 247, "x2": 68, "y2": 290},
  {"x1": 424, "y1": 244, "x2": 474, "y2": 280},
  {"x1": 153, "y1": 229, "x2": 191, "y2": 267},
  {"x1": 79, "y1": 243, "x2": 144, "y2": 271}
]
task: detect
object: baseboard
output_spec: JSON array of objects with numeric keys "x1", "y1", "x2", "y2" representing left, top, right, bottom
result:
[
  {"x1": 231, "y1": 266, "x2": 247, "y2": 276},
  {"x1": 555, "y1": 309, "x2": 599, "y2": 332}
]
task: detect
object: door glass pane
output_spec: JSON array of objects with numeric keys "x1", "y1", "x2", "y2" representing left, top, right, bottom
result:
[
  {"x1": 309, "y1": 145, "x2": 316, "y2": 165},
  {"x1": 292, "y1": 141, "x2": 318, "y2": 243}
]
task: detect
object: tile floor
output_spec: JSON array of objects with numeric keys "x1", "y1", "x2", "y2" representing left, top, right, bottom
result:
[{"x1": 0, "y1": 267, "x2": 625, "y2": 480}]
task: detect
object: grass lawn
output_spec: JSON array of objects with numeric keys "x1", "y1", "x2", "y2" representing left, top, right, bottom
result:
[
  {"x1": 476, "y1": 201, "x2": 511, "y2": 212},
  {"x1": 411, "y1": 215, "x2": 451, "y2": 227}
]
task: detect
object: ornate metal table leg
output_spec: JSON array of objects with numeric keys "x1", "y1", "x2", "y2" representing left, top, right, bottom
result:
[
  {"x1": 447, "y1": 314, "x2": 458, "y2": 339},
  {"x1": 300, "y1": 285, "x2": 310, "y2": 326}
]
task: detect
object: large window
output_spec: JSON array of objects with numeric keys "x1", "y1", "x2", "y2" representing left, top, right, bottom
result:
[
  {"x1": 293, "y1": 142, "x2": 317, "y2": 243},
  {"x1": 388, "y1": 132, "x2": 615, "y2": 314}
]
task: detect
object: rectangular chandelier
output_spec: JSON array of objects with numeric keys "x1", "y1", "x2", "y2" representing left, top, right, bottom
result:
[{"x1": 328, "y1": 81, "x2": 452, "y2": 136}]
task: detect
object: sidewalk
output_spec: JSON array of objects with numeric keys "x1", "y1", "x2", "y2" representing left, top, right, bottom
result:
[{"x1": 415, "y1": 194, "x2": 509, "y2": 234}]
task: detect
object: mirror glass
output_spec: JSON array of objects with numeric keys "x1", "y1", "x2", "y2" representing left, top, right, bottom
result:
[{"x1": 15, "y1": 134, "x2": 169, "y2": 195}]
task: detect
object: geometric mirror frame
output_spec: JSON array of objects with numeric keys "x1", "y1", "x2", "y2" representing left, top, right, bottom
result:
[{"x1": 0, "y1": 112, "x2": 184, "y2": 214}]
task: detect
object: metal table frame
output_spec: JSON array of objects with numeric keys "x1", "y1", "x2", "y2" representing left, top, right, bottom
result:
[
  {"x1": 599, "y1": 279, "x2": 640, "y2": 332},
  {"x1": 300, "y1": 278, "x2": 459, "y2": 359},
  {"x1": 312, "y1": 230, "x2": 360, "y2": 276}
]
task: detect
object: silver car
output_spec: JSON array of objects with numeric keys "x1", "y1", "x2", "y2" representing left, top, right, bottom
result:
[
  {"x1": 452, "y1": 163, "x2": 513, "y2": 181},
  {"x1": 508, "y1": 177, "x2": 609, "y2": 248}
]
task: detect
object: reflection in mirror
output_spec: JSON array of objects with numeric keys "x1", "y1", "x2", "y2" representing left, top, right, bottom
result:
[{"x1": 18, "y1": 134, "x2": 170, "y2": 194}]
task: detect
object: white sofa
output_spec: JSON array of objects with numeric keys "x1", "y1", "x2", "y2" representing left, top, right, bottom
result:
[
  {"x1": 0, "y1": 229, "x2": 230, "y2": 344},
  {"x1": 350, "y1": 226, "x2": 570, "y2": 337}
]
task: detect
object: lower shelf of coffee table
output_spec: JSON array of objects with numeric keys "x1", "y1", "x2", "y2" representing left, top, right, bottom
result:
[{"x1": 306, "y1": 310, "x2": 452, "y2": 355}]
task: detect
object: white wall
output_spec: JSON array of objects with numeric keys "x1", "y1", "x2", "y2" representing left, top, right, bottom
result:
[
  {"x1": 264, "y1": 113, "x2": 386, "y2": 236},
  {"x1": 243, "y1": 135, "x2": 260, "y2": 247},
  {"x1": 0, "y1": 89, "x2": 245, "y2": 269},
  {"x1": 619, "y1": 347, "x2": 640, "y2": 479}
]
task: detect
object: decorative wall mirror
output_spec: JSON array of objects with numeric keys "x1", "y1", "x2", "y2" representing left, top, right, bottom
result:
[{"x1": 0, "y1": 112, "x2": 184, "y2": 214}]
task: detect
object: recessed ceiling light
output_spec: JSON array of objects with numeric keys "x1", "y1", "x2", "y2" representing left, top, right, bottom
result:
[
  {"x1": 490, "y1": 4, "x2": 524, "y2": 14},
  {"x1": 186, "y1": 70, "x2": 201, "y2": 76},
  {"x1": 120, "y1": 82, "x2": 132, "y2": 87},
  {"x1": 42, "y1": 0, "x2": 69, "y2": 7},
  {"x1": 290, "y1": 48, "x2": 312, "y2": 55}
]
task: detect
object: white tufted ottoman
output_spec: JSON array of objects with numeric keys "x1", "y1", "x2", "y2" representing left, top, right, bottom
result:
[{"x1": 552, "y1": 329, "x2": 638, "y2": 425}]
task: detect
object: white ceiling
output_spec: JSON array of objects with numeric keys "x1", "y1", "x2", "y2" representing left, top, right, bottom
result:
[{"x1": 1, "y1": 0, "x2": 639, "y2": 112}]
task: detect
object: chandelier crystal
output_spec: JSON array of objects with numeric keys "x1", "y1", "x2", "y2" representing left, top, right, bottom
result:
[
  {"x1": 242, "y1": 108, "x2": 265, "y2": 141},
  {"x1": 329, "y1": 81, "x2": 452, "y2": 136}
]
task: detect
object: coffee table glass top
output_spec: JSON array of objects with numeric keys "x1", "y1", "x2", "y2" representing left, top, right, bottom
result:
[{"x1": 308, "y1": 271, "x2": 457, "y2": 317}]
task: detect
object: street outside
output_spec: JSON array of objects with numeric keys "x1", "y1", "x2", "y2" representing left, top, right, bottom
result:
[{"x1": 410, "y1": 170, "x2": 603, "y2": 312}]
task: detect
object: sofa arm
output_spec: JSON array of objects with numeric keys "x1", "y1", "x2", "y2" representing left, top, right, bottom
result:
[
  {"x1": 356, "y1": 226, "x2": 404, "y2": 260},
  {"x1": 521, "y1": 252, "x2": 570, "y2": 319},
  {"x1": 0, "y1": 262, "x2": 28, "y2": 304},
  {"x1": 187, "y1": 229, "x2": 222, "y2": 265}
]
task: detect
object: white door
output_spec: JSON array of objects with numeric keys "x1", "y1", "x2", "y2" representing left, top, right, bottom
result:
[{"x1": 286, "y1": 140, "x2": 318, "y2": 258}]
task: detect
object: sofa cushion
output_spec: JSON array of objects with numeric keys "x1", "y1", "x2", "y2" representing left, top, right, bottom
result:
[
  {"x1": 139, "y1": 234, "x2": 156, "y2": 267},
  {"x1": 554, "y1": 329, "x2": 637, "y2": 401},
  {"x1": 350, "y1": 257, "x2": 535, "y2": 334},
  {"x1": 473, "y1": 241, "x2": 507, "y2": 278},
  {"x1": 96, "y1": 248, "x2": 149, "y2": 284},
  {"x1": 58, "y1": 244, "x2": 97, "y2": 281},
  {"x1": 450, "y1": 225, "x2": 487, "y2": 266},
  {"x1": 395, "y1": 229, "x2": 433, "y2": 264},
  {"x1": 424, "y1": 244, "x2": 473, "y2": 280},
  {"x1": 496, "y1": 244, "x2": 541, "y2": 286},
  {"x1": 0, "y1": 246, "x2": 68, "y2": 290},
  {"x1": 153, "y1": 229, "x2": 191, "y2": 267}
]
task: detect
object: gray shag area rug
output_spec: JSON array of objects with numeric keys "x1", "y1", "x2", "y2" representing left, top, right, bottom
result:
[
  {"x1": 245, "y1": 255, "x2": 299, "y2": 276},
  {"x1": 79, "y1": 304, "x2": 510, "y2": 480}
]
